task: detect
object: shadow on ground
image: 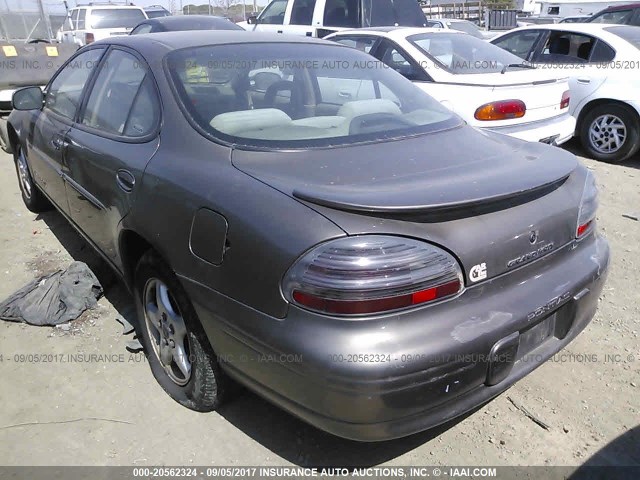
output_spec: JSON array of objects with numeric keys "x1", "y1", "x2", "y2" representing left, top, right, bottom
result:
[
  {"x1": 562, "y1": 139, "x2": 640, "y2": 171},
  {"x1": 569, "y1": 425, "x2": 640, "y2": 479}
]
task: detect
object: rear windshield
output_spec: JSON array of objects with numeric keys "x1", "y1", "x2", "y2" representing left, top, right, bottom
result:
[
  {"x1": 166, "y1": 42, "x2": 459, "y2": 149},
  {"x1": 90, "y1": 9, "x2": 146, "y2": 29},
  {"x1": 409, "y1": 32, "x2": 526, "y2": 74},
  {"x1": 606, "y1": 25, "x2": 640, "y2": 49}
]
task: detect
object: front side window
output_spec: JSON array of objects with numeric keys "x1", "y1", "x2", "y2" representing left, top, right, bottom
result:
[
  {"x1": 45, "y1": 48, "x2": 104, "y2": 120},
  {"x1": 290, "y1": 0, "x2": 317, "y2": 25},
  {"x1": 89, "y1": 9, "x2": 146, "y2": 29},
  {"x1": 258, "y1": 0, "x2": 288, "y2": 25},
  {"x1": 81, "y1": 49, "x2": 157, "y2": 137},
  {"x1": 166, "y1": 43, "x2": 459, "y2": 149},
  {"x1": 491, "y1": 31, "x2": 541, "y2": 59},
  {"x1": 412, "y1": 33, "x2": 526, "y2": 74},
  {"x1": 131, "y1": 24, "x2": 153, "y2": 35}
]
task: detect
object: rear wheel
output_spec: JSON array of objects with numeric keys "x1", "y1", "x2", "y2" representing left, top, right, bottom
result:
[
  {"x1": 13, "y1": 143, "x2": 51, "y2": 213},
  {"x1": 134, "y1": 250, "x2": 228, "y2": 411},
  {"x1": 579, "y1": 103, "x2": 640, "y2": 163}
]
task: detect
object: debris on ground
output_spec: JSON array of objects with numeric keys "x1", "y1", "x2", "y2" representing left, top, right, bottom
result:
[
  {"x1": 507, "y1": 396, "x2": 551, "y2": 431},
  {"x1": 622, "y1": 213, "x2": 639, "y2": 221},
  {"x1": 0, "y1": 261, "x2": 103, "y2": 326}
]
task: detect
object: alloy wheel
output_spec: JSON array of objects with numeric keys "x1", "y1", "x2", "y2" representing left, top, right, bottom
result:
[{"x1": 588, "y1": 114, "x2": 627, "y2": 154}]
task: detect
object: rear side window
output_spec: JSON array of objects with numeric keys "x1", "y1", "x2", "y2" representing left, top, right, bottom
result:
[
  {"x1": 324, "y1": 0, "x2": 359, "y2": 28},
  {"x1": 589, "y1": 40, "x2": 616, "y2": 62},
  {"x1": 45, "y1": 48, "x2": 104, "y2": 120},
  {"x1": 537, "y1": 32, "x2": 599, "y2": 63},
  {"x1": 70, "y1": 9, "x2": 79, "y2": 30},
  {"x1": 290, "y1": 0, "x2": 317, "y2": 25},
  {"x1": 81, "y1": 49, "x2": 158, "y2": 137}
]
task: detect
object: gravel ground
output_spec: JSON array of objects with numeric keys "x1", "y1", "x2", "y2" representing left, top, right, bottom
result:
[{"x1": 0, "y1": 141, "x2": 638, "y2": 468}]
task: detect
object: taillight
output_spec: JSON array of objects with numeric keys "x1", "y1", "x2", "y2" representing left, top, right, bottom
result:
[
  {"x1": 576, "y1": 170, "x2": 598, "y2": 239},
  {"x1": 474, "y1": 100, "x2": 526, "y2": 121},
  {"x1": 560, "y1": 90, "x2": 570, "y2": 109},
  {"x1": 85, "y1": 33, "x2": 95, "y2": 44},
  {"x1": 282, "y1": 236, "x2": 463, "y2": 316}
]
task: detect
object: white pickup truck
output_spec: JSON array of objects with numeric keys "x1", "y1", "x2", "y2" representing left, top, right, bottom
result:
[{"x1": 238, "y1": 0, "x2": 427, "y2": 38}]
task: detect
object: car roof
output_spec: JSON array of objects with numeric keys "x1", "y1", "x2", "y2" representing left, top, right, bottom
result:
[
  {"x1": 499, "y1": 22, "x2": 624, "y2": 34},
  {"x1": 96, "y1": 30, "x2": 342, "y2": 55},
  {"x1": 333, "y1": 26, "x2": 463, "y2": 37},
  {"x1": 73, "y1": 4, "x2": 144, "y2": 9},
  {"x1": 135, "y1": 15, "x2": 242, "y2": 31}
]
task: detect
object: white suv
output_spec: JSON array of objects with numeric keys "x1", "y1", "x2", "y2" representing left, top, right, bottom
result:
[{"x1": 57, "y1": 5, "x2": 147, "y2": 46}]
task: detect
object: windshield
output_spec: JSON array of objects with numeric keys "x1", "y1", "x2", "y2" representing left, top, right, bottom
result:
[
  {"x1": 409, "y1": 32, "x2": 527, "y2": 74},
  {"x1": 606, "y1": 25, "x2": 640, "y2": 49},
  {"x1": 90, "y1": 9, "x2": 146, "y2": 29},
  {"x1": 588, "y1": 9, "x2": 634, "y2": 24},
  {"x1": 166, "y1": 43, "x2": 459, "y2": 148},
  {"x1": 362, "y1": 0, "x2": 427, "y2": 27},
  {"x1": 446, "y1": 20, "x2": 483, "y2": 39}
]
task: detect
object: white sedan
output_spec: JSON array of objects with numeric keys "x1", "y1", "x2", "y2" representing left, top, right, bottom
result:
[
  {"x1": 491, "y1": 23, "x2": 640, "y2": 163},
  {"x1": 327, "y1": 28, "x2": 575, "y2": 146}
]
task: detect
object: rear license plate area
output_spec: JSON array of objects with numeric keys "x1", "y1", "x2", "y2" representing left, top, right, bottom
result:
[{"x1": 517, "y1": 314, "x2": 556, "y2": 359}]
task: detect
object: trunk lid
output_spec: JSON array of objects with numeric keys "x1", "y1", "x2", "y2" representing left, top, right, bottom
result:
[
  {"x1": 442, "y1": 69, "x2": 570, "y2": 126},
  {"x1": 232, "y1": 125, "x2": 582, "y2": 284}
]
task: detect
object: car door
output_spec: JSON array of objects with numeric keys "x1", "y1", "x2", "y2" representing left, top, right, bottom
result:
[
  {"x1": 27, "y1": 47, "x2": 105, "y2": 215},
  {"x1": 64, "y1": 47, "x2": 160, "y2": 262},
  {"x1": 252, "y1": 0, "x2": 289, "y2": 33},
  {"x1": 491, "y1": 29, "x2": 545, "y2": 61}
]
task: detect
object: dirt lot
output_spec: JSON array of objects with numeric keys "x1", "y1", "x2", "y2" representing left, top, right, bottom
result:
[{"x1": 0, "y1": 142, "x2": 638, "y2": 468}]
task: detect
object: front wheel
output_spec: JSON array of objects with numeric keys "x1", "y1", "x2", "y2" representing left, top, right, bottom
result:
[
  {"x1": 579, "y1": 104, "x2": 640, "y2": 163},
  {"x1": 13, "y1": 143, "x2": 51, "y2": 213},
  {"x1": 134, "y1": 251, "x2": 228, "y2": 411}
]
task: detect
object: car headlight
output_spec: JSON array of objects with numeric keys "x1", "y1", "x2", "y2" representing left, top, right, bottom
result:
[
  {"x1": 576, "y1": 170, "x2": 598, "y2": 239},
  {"x1": 282, "y1": 236, "x2": 463, "y2": 316}
]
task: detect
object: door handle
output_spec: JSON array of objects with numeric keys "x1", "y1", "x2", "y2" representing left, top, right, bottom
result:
[
  {"x1": 116, "y1": 169, "x2": 135, "y2": 193},
  {"x1": 51, "y1": 137, "x2": 68, "y2": 150},
  {"x1": 277, "y1": 30, "x2": 283, "y2": 33},
  {"x1": 577, "y1": 77, "x2": 591, "y2": 84},
  {"x1": 338, "y1": 91, "x2": 352, "y2": 98}
]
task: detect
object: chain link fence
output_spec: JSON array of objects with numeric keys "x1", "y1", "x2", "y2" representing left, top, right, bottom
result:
[{"x1": 0, "y1": 0, "x2": 68, "y2": 42}]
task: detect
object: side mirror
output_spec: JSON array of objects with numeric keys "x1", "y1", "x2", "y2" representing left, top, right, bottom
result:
[
  {"x1": 247, "y1": 14, "x2": 258, "y2": 25},
  {"x1": 12, "y1": 87, "x2": 44, "y2": 111}
]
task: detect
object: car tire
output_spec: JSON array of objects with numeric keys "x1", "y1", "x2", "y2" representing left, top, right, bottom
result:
[
  {"x1": 13, "y1": 143, "x2": 52, "y2": 213},
  {"x1": 579, "y1": 103, "x2": 640, "y2": 163},
  {"x1": 134, "y1": 250, "x2": 228, "y2": 411}
]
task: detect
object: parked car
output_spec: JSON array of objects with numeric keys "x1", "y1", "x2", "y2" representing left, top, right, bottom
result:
[
  {"x1": 426, "y1": 18, "x2": 496, "y2": 39},
  {"x1": 238, "y1": 0, "x2": 427, "y2": 37},
  {"x1": 327, "y1": 28, "x2": 575, "y2": 145},
  {"x1": 130, "y1": 15, "x2": 243, "y2": 34},
  {"x1": 587, "y1": 3, "x2": 640, "y2": 25},
  {"x1": 7, "y1": 31, "x2": 609, "y2": 441},
  {"x1": 57, "y1": 4, "x2": 147, "y2": 46},
  {"x1": 491, "y1": 24, "x2": 640, "y2": 162},
  {"x1": 144, "y1": 5, "x2": 172, "y2": 19},
  {"x1": 560, "y1": 15, "x2": 592, "y2": 23}
]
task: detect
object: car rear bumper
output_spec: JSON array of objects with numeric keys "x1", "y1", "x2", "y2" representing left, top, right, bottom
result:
[
  {"x1": 182, "y1": 233, "x2": 609, "y2": 441},
  {"x1": 483, "y1": 112, "x2": 576, "y2": 145}
]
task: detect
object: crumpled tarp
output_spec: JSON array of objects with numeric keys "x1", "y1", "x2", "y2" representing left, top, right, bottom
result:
[{"x1": 0, "y1": 261, "x2": 103, "y2": 326}]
